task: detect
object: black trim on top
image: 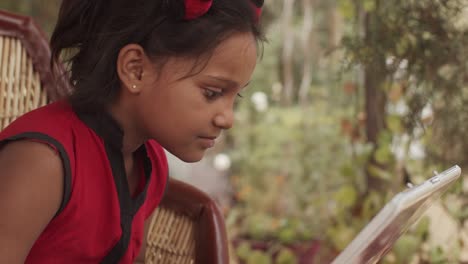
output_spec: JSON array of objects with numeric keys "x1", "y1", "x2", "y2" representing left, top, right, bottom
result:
[
  {"x1": 75, "y1": 110, "x2": 153, "y2": 264},
  {"x1": 0, "y1": 132, "x2": 72, "y2": 216},
  {"x1": 100, "y1": 144, "x2": 152, "y2": 264}
]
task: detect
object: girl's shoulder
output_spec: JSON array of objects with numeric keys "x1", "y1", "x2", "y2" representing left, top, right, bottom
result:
[
  {"x1": 2, "y1": 100, "x2": 76, "y2": 130},
  {"x1": 0, "y1": 100, "x2": 78, "y2": 162}
]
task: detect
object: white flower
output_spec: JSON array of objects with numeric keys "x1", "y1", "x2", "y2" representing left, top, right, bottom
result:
[
  {"x1": 213, "y1": 153, "x2": 231, "y2": 171},
  {"x1": 251, "y1": 91, "x2": 268, "y2": 112},
  {"x1": 386, "y1": 56, "x2": 396, "y2": 66},
  {"x1": 399, "y1": 59, "x2": 408, "y2": 70},
  {"x1": 388, "y1": 100, "x2": 409, "y2": 115},
  {"x1": 454, "y1": 6, "x2": 468, "y2": 31},
  {"x1": 421, "y1": 104, "x2": 434, "y2": 124},
  {"x1": 409, "y1": 141, "x2": 426, "y2": 160}
]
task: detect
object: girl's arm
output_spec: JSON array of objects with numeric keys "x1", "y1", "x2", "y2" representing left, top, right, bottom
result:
[{"x1": 0, "y1": 140, "x2": 63, "y2": 263}]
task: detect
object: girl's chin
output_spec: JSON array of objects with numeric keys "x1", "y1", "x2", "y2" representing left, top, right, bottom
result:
[{"x1": 171, "y1": 150, "x2": 206, "y2": 163}]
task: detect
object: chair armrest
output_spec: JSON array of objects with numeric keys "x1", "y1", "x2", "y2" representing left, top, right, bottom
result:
[{"x1": 160, "y1": 178, "x2": 229, "y2": 264}]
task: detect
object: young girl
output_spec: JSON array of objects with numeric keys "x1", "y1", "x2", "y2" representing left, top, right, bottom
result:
[{"x1": 0, "y1": 0, "x2": 264, "y2": 263}]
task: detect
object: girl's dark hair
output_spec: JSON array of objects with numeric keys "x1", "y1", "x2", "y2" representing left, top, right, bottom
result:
[{"x1": 50, "y1": 0, "x2": 264, "y2": 112}]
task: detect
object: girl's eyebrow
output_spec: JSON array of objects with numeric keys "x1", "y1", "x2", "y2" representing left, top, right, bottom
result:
[{"x1": 205, "y1": 76, "x2": 251, "y2": 88}]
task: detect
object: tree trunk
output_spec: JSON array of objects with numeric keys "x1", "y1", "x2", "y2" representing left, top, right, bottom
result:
[
  {"x1": 281, "y1": 0, "x2": 296, "y2": 106},
  {"x1": 327, "y1": 0, "x2": 343, "y2": 50},
  {"x1": 363, "y1": 4, "x2": 388, "y2": 192},
  {"x1": 298, "y1": 0, "x2": 314, "y2": 106},
  {"x1": 364, "y1": 65, "x2": 386, "y2": 144}
]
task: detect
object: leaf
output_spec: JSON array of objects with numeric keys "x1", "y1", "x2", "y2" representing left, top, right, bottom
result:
[
  {"x1": 367, "y1": 164, "x2": 393, "y2": 181},
  {"x1": 338, "y1": 0, "x2": 355, "y2": 20},
  {"x1": 245, "y1": 213, "x2": 274, "y2": 240},
  {"x1": 340, "y1": 163, "x2": 355, "y2": 178},
  {"x1": 246, "y1": 250, "x2": 272, "y2": 264},
  {"x1": 422, "y1": 31, "x2": 433, "y2": 40},
  {"x1": 278, "y1": 227, "x2": 297, "y2": 244},
  {"x1": 362, "y1": 191, "x2": 384, "y2": 219},
  {"x1": 396, "y1": 38, "x2": 410, "y2": 56},
  {"x1": 429, "y1": 246, "x2": 447, "y2": 263},
  {"x1": 413, "y1": 216, "x2": 430, "y2": 238},
  {"x1": 276, "y1": 248, "x2": 298, "y2": 264},
  {"x1": 374, "y1": 144, "x2": 393, "y2": 164},
  {"x1": 386, "y1": 115, "x2": 403, "y2": 134},
  {"x1": 393, "y1": 234, "x2": 421, "y2": 263},
  {"x1": 363, "y1": 0, "x2": 376, "y2": 12},
  {"x1": 327, "y1": 224, "x2": 357, "y2": 250},
  {"x1": 377, "y1": 130, "x2": 393, "y2": 146},
  {"x1": 333, "y1": 185, "x2": 358, "y2": 209},
  {"x1": 236, "y1": 242, "x2": 252, "y2": 260}
]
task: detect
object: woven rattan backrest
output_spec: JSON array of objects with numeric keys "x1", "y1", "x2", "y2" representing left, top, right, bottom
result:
[
  {"x1": 146, "y1": 206, "x2": 196, "y2": 264},
  {"x1": 0, "y1": 10, "x2": 69, "y2": 130},
  {"x1": 145, "y1": 179, "x2": 230, "y2": 264},
  {"x1": 0, "y1": 35, "x2": 48, "y2": 129}
]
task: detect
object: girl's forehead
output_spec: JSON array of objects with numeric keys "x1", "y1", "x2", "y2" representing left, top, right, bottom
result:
[
  {"x1": 211, "y1": 33, "x2": 257, "y2": 59},
  {"x1": 202, "y1": 33, "x2": 257, "y2": 72},
  {"x1": 158, "y1": 32, "x2": 257, "y2": 81}
]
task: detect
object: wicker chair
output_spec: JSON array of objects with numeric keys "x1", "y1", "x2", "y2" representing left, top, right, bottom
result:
[
  {"x1": 0, "y1": 10, "x2": 53, "y2": 129},
  {"x1": 0, "y1": 9, "x2": 229, "y2": 264},
  {"x1": 145, "y1": 178, "x2": 230, "y2": 264}
]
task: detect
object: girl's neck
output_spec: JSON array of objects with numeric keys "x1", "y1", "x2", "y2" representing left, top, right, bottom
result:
[{"x1": 107, "y1": 102, "x2": 145, "y2": 156}]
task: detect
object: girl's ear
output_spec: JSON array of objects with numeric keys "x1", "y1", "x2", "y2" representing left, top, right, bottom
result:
[{"x1": 117, "y1": 44, "x2": 148, "y2": 94}]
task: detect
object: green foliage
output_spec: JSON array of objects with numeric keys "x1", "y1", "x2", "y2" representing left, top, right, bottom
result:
[
  {"x1": 326, "y1": 223, "x2": 358, "y2": 251},
  {"x1": 342, "y1": 0, "x2": 468, "y2": 167},
  {"x1": 228, "y1": 100, "x2": 359, "y2": 240},
  {"x1": 230, "y1": 1, "x2": 467, "y2": 262},
  {"x1": 276, "y1": 248, "x2": 298, "y2": 264},
  {"x1": 235, "y1": 241, "x2": 299, "y2": 264},
  {"x1": 1, "y1": 0, "x2": 60, "y2": 34},
  {"x1": 246, "y1": 251, "x2": 272, "y2": 264},
  {"x1": 392, "y1": 235, "x2": 421, "y2": 263},
  {"x1": 333, "y1": 185, "x2": 358, "y2": 209},
  {"x1": 235, "y1": 242, "x2": 253, "y2": 261},
  {"x1": 338, "y1": 1, "x2": 467, "y2": 262},
  {"x1": 429, "y1": 247, "x2": 449, "y2": 264}
]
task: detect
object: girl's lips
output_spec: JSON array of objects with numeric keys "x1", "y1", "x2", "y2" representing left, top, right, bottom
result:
[{"x1": 198, "y1": 137, "x2": 216, "y2": 148}]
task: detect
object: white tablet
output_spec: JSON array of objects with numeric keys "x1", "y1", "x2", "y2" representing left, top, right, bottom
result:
[{"x1": 331, "y1": 165, "x2": 461, "y2": 264}]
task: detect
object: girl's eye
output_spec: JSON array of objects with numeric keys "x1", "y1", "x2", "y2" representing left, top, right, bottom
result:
[
  {"x1": 237, "y1": 93, "x2": 244, "y2": 99},
  {"x1": 203, "y1": 88, "x2": 223, "y2": 100}
]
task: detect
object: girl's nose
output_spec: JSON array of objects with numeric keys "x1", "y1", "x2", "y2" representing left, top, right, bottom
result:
[{"x1": 213, "y1": 107, "x2": 234, "y2": 130}]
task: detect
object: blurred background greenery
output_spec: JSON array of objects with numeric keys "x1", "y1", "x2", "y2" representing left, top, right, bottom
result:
[{"x1": 3, "y1": 0, "x2": 468, "y2": 263}]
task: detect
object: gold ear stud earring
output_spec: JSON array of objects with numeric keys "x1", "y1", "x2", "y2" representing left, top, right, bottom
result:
[{"x1": 132, "y1": 84, "x2": 137, "y2": 89}]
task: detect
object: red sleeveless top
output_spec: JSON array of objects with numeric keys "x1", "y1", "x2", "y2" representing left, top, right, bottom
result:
[{"x1": 0, "y1": 101, "x2": 168, "y2": 263}]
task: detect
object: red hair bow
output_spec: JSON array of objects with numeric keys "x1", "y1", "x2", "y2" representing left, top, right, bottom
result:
[
  {"x1": 184, "y1": 0, "x2": 213, "y2": 20},
  {"x1": 184, "y1": 0, "x2": 264, "y2": 20},
  {"x1": 251, "y1": 0, "x2": 264, "y2": 21}
]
